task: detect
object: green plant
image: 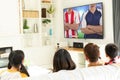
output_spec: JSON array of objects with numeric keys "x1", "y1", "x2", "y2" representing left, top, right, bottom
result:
[
  {"x1": 47, "y1": 4, "x2": 55, "y2": 14},
  {"x1": 42, "y1": 19, "x2": 51, "y2": 24},
  {"x1": 23, "y1": 19, "x2": 29, "y2": 29}
]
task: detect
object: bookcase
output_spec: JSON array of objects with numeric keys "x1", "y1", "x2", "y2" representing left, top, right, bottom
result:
[{"x1": 20, "y1": 0, "x2": 56, "y2": 47}]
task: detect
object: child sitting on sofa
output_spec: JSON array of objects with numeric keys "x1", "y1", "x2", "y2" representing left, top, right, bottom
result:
[
  {"x1": 53, "y1": 48, "x2": 76, "y2": 72},
  {"x1": 8, "y1": 50, "x2": 29, "y2": 77},
  {"x1": 84, "y1": 43, "x2": 103, "y2": 67},
  {"x1": 105, "y1": 43, "x2": 119, "y2": 65},
  {"x1": 0, "y1": 50, "x2": 29, "y2": 80}
]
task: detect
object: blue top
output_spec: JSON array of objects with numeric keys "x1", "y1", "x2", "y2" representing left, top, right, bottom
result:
[{"x1": 84, "y1": 9, "x2": 103, "y2": 39}]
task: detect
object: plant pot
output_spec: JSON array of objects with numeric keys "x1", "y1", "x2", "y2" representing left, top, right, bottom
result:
[{"x1": 23, "y1": 29, "x2": 29, "y2": 33}]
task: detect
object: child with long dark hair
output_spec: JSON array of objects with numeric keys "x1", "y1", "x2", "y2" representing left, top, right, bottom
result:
[
  {"x1": 0, "y1": 50, "x2": 29, "y2": 80},
  {"x1": 53, "y1": 48, "x2": 76, "y2": 72},
  {"x1": 8, "y1": 50, "x2": 29, "y2": 76}
]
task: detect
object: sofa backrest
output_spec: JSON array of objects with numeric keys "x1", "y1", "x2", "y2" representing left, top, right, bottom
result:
[
  {"x1": 49, "y1": 64, "x2": 120, "y2": 80},
  {"x1": 11, "y1": 64, "x2": 120, "y2": 80}
]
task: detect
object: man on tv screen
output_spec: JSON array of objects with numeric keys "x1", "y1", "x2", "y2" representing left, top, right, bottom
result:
[
  {"x1": 64, "y1": 8, "x2": 80, "y2": 38},
  {"x1": 81, "y1": 3, "x2": 103, "y2": 39}
]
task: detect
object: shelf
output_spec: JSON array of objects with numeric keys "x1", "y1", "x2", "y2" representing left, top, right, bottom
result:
[
  {"x1": 41, "y1": 2, "x2": 55, "y2": 5},
  {"x1": 23, "y1": 10, "x2": 39, "y2": 18},
  {"x1": 64, "y1": 47, "x2": 84, "y2": 53},
  {"x1": 41, "y1": 0, "x2": 55, "y2": 3},
  {"x1": 41, "y1": 0, "x2": 51, "y2": 3},
  {"x1": 41, "y1": 18, "x2": 53, "y2": 19},
  {"x1": 23, "y1": 9, "x2": 39, "y2": 11},
  {"x1": 41, "y1": 0, "x2": 55, "y2": 4},
  {"x1": 23, "y1": 18, "x2": 39, "y2": 19},
  {"x1": 22, "y1": 33, "x2": 42, "y2": 35},
  {"x1": 20, "y1": 0, "x2": 56, "y2": 47}
]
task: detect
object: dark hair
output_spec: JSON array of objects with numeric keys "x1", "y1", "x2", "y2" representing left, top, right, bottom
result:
[
  {"x1": 8, "y1": 50, "x2": 29, "y2": 76},
  {"x1": 53, "y1": 49, "x2": 76, "y2": 72},
  {"x1": 84, "y1": 43, "x2": 100, "y2": 62},
  {"x1": 105, "y1": 43, "x2": 118, "y2": 59}
]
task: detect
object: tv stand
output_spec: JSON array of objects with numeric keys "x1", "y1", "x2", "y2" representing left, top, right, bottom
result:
[
  {"x1": 63, "y1": 47, "x2": 85, "y2": 68},
  {"x1": 64, "y1": 47, "x2": 83, "y2": 52}
]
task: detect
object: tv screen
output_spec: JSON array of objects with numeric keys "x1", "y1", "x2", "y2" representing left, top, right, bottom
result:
[
  {"x1": 0, "y1": 47, "x2": 12, "y2": 68},
  {"x1": 63, "y1": 2, "x2": 103, "y2": 39}
]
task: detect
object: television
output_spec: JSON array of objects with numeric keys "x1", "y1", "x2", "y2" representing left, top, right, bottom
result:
[
  {"x1": 0, "y1": 47, "x2": 12, "y2": 68},
  {"x1": 63, "y1": 2, "x2": 103, "y2": 39}
]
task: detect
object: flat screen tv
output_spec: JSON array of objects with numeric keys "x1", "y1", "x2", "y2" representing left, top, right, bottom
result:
[
  {"x1": 63, "y1": 2, "x2": 103, "y2": 39},
  {"x1": 0, "y1": 47, "x2": 12, "y2": 68}
]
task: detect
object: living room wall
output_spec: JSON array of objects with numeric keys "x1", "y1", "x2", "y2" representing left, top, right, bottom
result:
[{"x1": 0, "y1": 0, "x2": 22, "y2": 49}]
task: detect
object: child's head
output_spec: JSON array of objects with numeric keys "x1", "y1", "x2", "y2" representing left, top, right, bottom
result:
[
  {"x1": 8, "y1": 50, "x2": 29, "y2": 76},
  {"x1": 84, "y1": 43, "x2": 100, "y2": 63},
  {"x1": 105, "y1": 43, "x2": 118, "y2": 59},
  {"x1": 8, "y1": 50, "x2": 25, "y2": 70},
  {"x1": 53, "y1": 48, "x2": 76, "y2": 72}
]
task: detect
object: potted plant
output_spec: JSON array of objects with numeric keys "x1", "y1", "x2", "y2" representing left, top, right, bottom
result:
[
  {"x1": 42, "y1": 19, "x2": 51, "y2": 25},
  {"x1": 42, "y1": 19, "x2": 52, "y2": 37},
  {"x1": 23, "y1": 19, "x2": 29, "y2": 33},
  {"x1": 47, "y1": 4, "x2": 55, "y2": 17}
]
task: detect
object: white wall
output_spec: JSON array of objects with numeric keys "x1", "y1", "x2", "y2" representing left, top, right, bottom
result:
[
  {"x1": 23, "y1": 46, "x2": 55, "y2": 68},
  {"x1": 0, "y1": 0, "x2": 22, "y2": 49},
  {"x1": 56, "y1": 0, "x2": 114, "y2": 46},
  {"x1": 0, "y1": 0, "x2": 20, "y2": 35}
]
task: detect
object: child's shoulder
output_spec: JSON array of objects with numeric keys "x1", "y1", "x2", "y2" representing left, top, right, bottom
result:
[
  {"x1": 0, "y1": 68, "x2": 7, "y2": 75},
  {"x1": 20, "y1": 73, "x2": 28, "y2": 78}
]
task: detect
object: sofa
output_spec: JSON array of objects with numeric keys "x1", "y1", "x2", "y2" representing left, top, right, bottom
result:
[{"x1": 12, "y1": 64, "x2": 120, "y2": 80}]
